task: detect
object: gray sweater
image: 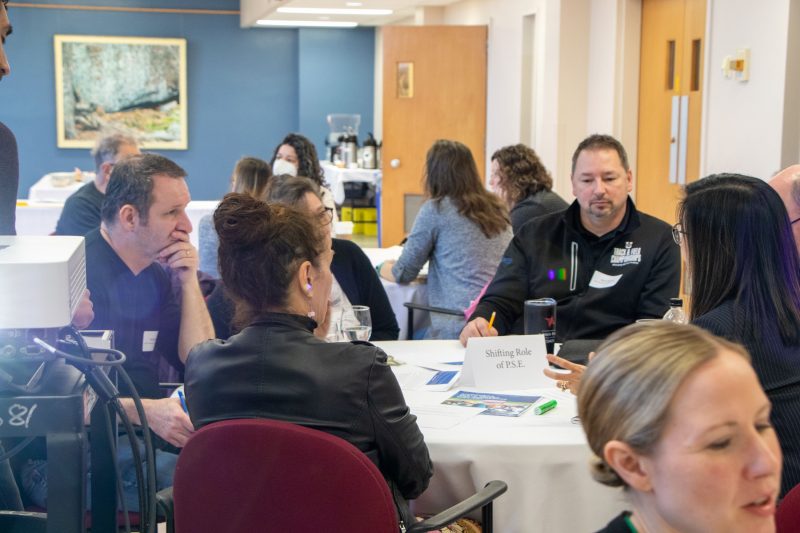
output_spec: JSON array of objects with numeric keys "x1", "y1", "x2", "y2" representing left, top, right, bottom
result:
[
  {"x1": 392, "y1": 197, "x2": 512, "y2": 339},
  {"x1": 198, "y1": 214, "x2": 219, "y2": 278}
]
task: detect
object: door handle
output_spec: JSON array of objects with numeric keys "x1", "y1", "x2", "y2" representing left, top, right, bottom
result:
[
  {"x1": 678, "y1": 95, "x2": 689, "y2": 185},
  {"x1": 669, "y1": 95, "x2": 680, "y2": 184}
]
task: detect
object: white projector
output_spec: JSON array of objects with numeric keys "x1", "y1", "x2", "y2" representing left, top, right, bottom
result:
[{"x1": 0, "y1": 236, "x2": 87, "y2": 329}]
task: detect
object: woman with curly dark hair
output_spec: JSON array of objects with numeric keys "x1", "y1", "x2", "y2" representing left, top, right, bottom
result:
[
  {"x1": 490, "y1": 144, "x2": 567, "y2": 233},
  {"x1": 270, "y1": 133, "x2": 338, "y2": 229}
]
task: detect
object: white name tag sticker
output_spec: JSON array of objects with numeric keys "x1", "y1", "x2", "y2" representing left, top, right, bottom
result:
[
  {"x1": 142, "y1": 331, "x2": 159, "y2": 352},
  {"x1": 461, "y1": 335, "x2": 550, "y2": 390},
  {"x1": 589, "y1": 270, "x2": 622, "y2": 289}
]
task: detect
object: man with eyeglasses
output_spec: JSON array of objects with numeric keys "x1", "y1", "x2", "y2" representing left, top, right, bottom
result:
[
  {"x1": 769, "y1": 164, "x2": 800, "y2": 254},
  {"x1": 461, "y1": 134, "x2": 681, "y2": 345},
  {"x1": 54, "y1": 132, "x2": 141, "y2": 235}
]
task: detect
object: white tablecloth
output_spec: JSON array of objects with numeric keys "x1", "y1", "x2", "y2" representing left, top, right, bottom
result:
[
  {"x1": 363, "y1": 247, "x2": 430, "y2": 340},
  {"x1": 373, "y1": 340, "x2": 627, "y2": 533},
  {"x1": 28, "y1": 172, "x2": 96, "y2": 202},
  {"x1": 14, "y1": 200, "x2": 219, "y2": 249},
  {"x1": 321, "y1": 162, "x2": 381, "y2": 205}
]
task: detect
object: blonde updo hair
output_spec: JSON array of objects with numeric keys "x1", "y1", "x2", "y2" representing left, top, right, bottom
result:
[{"x1": 578, "y1": 322, "x2": 750, "y2": 488}]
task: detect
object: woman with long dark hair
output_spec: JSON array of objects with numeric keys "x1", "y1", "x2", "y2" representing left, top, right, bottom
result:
[
  {"x1": 679, "y1": 174, "x2": 800, "y2": 497},
  {"x1": 490, "y1": 144, "x2": 567, "y2": 233},
  {"x1": 379, "y1": 139, "x2": 512, "y2": 339}
]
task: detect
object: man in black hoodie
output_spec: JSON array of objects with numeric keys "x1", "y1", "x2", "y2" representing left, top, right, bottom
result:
[{"x1": 460, "y1": 134, "x2": 680, "y2": 345}]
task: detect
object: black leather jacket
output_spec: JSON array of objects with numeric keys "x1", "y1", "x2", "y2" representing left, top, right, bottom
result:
[{"x1": 184, "y1": 312, "x2": 432, "y2": 526}]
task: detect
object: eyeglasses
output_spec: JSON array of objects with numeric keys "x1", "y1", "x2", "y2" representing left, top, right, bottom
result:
[
  {"x1": 672, "y1": 223, "x2": 688, "y2": 245},
  {"x1": 791, "y1": 217, "x2": 800, "y2": 226},
  {"x1": 318, "y1": 207, "x2": 334, "y2": 226}
]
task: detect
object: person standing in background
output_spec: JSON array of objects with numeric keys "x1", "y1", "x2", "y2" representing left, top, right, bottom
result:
[{"x1": 0, "y1": 0, "x2": 17, "y2": 236}]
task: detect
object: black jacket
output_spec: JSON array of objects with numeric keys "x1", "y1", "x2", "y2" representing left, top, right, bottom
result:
[
  {"x1": 206, "y1": 238, "x2": 399, "y2": 341},
  {"x1": 471, "y1": 198, "x2": 680, "y2": 341},
  {"x1": 331, "y1": 238, "x2": 400, "y2": 340},
  {"x1": 509, "y1": 189, "x2": 568, "y2": 234},
  {"x1": 184, "y1": 313, "x2": 432, "y2": 527}
]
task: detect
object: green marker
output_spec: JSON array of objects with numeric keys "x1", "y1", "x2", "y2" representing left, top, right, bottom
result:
[{"x1": 534, "y1": 399, "x2": 557, "y2": 415}]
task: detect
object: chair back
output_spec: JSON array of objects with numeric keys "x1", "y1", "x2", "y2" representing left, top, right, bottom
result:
[
  {"x1": 777, "y1": 483, "x2": 800, "y2": 532},
  {"x1": 173, "y1": 418, "x2": 399, "y2": 533}
]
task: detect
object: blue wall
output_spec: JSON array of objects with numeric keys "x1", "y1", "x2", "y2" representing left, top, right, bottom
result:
[
  {"x1": 2, "y1": 0, "x2": 374, "y2": 200},
  {"x1": 298, "y1": 28, "x2": 375, "y2": 160}
]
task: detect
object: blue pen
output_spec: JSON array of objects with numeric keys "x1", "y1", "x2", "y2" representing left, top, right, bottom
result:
[{"x1": 177, "y1": 389, "x2": 188, "y2": 413}]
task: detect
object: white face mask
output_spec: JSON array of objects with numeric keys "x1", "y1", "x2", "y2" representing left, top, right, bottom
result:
[{"x1": 273, "y1": 158, "x2": 298, "y2": 177}]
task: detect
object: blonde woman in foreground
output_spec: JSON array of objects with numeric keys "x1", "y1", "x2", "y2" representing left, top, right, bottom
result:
[{"x1": 581, "y1": 322, "x2": 781, "y2": 533}]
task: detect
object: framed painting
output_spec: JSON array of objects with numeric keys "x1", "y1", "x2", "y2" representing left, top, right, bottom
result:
[{"x1": 54, "y1": 35, "x2": 188, "y2": 150}]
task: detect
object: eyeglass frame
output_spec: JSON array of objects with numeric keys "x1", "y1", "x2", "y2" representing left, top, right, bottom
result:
[
  {"x1": 318, "y1": 206, "x2": 334, "y2": 225},
  {"x1": 671, "y1": 223, "x2": 688, "y2": 246}
]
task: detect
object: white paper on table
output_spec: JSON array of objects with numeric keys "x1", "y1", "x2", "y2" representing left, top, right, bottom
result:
[
  {"x1": 410, "y1": 404, "x2": 482, "y2": 429},
  {"x1": 392, "y1": 353, "x2": 464, "y2": 370},
  {"x1": 393, "y1": 365, "x2": 460, "y2": 391}
]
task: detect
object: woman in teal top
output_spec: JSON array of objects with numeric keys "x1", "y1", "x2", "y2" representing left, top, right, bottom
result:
[{"x1": 581, "y1": 322, "x2": 782, "y2": 533}]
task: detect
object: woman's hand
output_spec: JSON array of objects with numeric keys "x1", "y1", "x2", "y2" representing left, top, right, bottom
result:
[{"x1": 542, "y1": 352, "x2": 595, "y2": 395}]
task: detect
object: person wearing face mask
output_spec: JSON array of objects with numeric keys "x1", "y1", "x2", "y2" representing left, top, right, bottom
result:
[
  {"x1": 270, "y1": 133, "x2": 339, "y2": 230},
  {"x1": 582, "y1": 322, "x2": 782, "y2": 533},
  {"x1": 184, "y1": 193, "x2": 431, "y2": 530}
]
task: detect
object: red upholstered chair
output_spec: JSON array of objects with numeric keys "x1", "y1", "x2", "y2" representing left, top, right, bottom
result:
[
  {"x1": 776, "y1": 483, "x2": 800, "y2": 532},
  {"x1": 173, "y1": 418, "x2": 506, "y2": 533}
]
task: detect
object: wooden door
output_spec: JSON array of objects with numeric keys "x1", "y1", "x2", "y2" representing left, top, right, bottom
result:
[
  {"x1": 381, "y1": 26, "x2": 487, "y2": 246},
  {"x1": 636, "y1": 0, "x2": 706, "y2": 224}
]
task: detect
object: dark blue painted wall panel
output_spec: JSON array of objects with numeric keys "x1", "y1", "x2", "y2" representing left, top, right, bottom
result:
[
  {"x1": 298, "y1": 28, "x2": 375, "y2": 160},
  {"x1": 1, "y1": 1, "x2": 374, "y2": 200}
]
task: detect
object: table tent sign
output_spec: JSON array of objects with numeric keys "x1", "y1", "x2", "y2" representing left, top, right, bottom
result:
[{"x1": 461, "y1": 335, "x2": 551, "y2": 390}]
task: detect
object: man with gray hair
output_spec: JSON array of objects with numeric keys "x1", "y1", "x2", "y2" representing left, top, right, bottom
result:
[
  {"x1": 54, "y1": 131, "x2": 140, "y2": 235},
  {"x1": 769, "y1": 164, "x2": 800, "y2": 255}
]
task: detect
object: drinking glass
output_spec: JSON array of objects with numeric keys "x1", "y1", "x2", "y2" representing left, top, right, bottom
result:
[
  {"x1": 524, "y1": 298, "x2": 557, "y2": 353},
  {"x1": 340, "y1": 305, "x2": 372, "y2": 341}
]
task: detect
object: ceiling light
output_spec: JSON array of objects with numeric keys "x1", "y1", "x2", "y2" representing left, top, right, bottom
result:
[
  {"x1": 346, "y1": 2, "x2": 363, "y2": 6},
  {"x1": 256, "y1": 19, "x2": 359, "y2": 28},
  {"x1": 276, "y1": 7, "x2": 393, "y2": 16}
]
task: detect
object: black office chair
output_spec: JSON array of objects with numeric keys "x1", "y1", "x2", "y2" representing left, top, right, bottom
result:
[{"x1": 403, "y1": 302, "x2": 465, "y2": 340}]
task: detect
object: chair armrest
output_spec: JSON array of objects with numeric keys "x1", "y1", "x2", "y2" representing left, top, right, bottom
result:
[
  {"x1": 157, "y1": 486, "x2": 175, "y2": 533},
  {"x1": 403, "y1": 301, "x2": 464, "y2": 317},
  {"x1": 407, "y1": 480, "x2": 508, "y2": 532},
  {"x1": 0, "y1": 511, "x2": 47, "y2": 533}
]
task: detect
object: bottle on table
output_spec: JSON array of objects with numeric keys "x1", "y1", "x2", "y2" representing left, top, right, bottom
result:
[{"x1": 663, "y1": 298, "x2": 688, "y2": 324}]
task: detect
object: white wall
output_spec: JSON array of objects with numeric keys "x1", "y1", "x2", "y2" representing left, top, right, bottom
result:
[
  {"x1": 440, "y1": 0, "x2": 590, "y2": 197},
  {"x1": 702, "y1": 0, "x2": 794, "y2": 178},
  {"x1": 378, "y1": 0, "x2": 800, "y2": 197}
]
